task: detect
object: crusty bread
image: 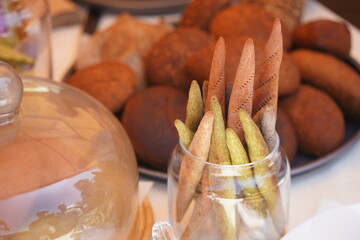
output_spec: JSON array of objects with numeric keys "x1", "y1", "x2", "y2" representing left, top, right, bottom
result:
[
  {"x1": 290, "y1": 49, "x2": 360, "y2": 121},
  {"x1": 280, "y1": 85, "x2": 345, "y2": 157},
  {"x1": 276, "y1": 107, "x2": 297, "y2": 162},
  {"x1": 146, "y1": 27, "x2": 214, "y2": 91},
  {"x1": 121, "y1": 86, "x2": 187, "y2": 171},
  {"x1": 293, "y1": 20, "x2": 351, "y2": 59},
  {"x1": 179, "y1": 0, "x2": 231, "y2": 30},
  {"x1": 67, "y1": 61, "x2": 138, "y2": 113},
  {"x1": 209, "y1": 3, "x2": 292, "y2": 50},
  {"x1": 239, "y1": 0, "x2": 305, "y2": 33},
  {"x1": 75, "y1": 13, "x2": 172, "y2": 89}
]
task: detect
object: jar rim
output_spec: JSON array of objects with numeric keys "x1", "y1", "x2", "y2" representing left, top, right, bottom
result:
[{"x1": 178, "y1": 132, "x2": 280, "y2": 168}]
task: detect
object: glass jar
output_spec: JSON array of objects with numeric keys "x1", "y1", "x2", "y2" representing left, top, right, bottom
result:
[
  {"x1": 0, "y1": 62, "x2": 138, "y2": 239},
  {"x1": 168, "y1": 135, "x2": 290, "y2": 240},
  {"x1": 0, "y1": 0, "x2": 52, "y2": 78}
]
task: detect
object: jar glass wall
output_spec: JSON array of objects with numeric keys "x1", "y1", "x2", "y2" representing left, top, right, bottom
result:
[{"x1": 168, "y1": 135, "x2": 290, "y2": 240}]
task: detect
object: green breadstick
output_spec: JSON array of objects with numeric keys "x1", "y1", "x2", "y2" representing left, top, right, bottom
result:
[
  {"x1": 226, "y1": 128, "x2": 267, "y2": 218},
  {"x1": 239, "y1": 109, "x2": 286, "y2": 235},
  {"x1": 209, "y1": 96, "x2": 236, "y2": 239},
  {"x1": 226, "y1": 128, "x2": 249, "y2": 165},
  {"x1": 0, "y1": 43, "x2": 33, "y2": 68},
  {"x1": 209, "y1": 96, "x2": 231, "y2": 165},
  {"x1": 239, "y1": 109, "x2": 269, "y2": 161},
  {"x1": 185, "y1": 80, "x2": 204, "y2": 132},
  {"x1": 174, "y1": 119, "x2": 194, "y2": 149}
]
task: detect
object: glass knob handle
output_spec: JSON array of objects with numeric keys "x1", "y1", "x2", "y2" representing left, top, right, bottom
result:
[
  {"x1": 0, "y1": 61, "x2": 23, "y2": 145},
  {"x1": 152, "y1": 221, "x2": 177, "y2": 240}
]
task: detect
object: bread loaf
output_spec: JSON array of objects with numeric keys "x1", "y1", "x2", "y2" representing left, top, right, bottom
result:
[
  {"x1": 179, "y1": 0, "x2": 231, "y2": 30},
  {"x1": 280, "y1": 85, "x2": 345, "y2": 157},
  {"x1": 290, "y1": 49, "x2": 360, "y2": 120},
  {"x1": 209, "y1": 3, "x2": 292, "y2": 49},
  {"x1": 121, "y1": 86, "x2": 187, "y2": 171},
  {"x1": 239, "y1": 0, "x2": 305, "y2": 33},
  {"x1": 293, "y1": 20, "x2": 351, "y2": 59},
  {"x1": 146, "y1": 27, "x2": 214, "y2": 91},
  {"x1": 276, "y1": 107, "x2": 297, "y2": 162},
  {"x1": 67, "y1": 61, "x2": 138, "y2": 113}
]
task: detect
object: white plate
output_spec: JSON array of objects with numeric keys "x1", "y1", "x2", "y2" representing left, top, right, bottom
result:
[{"x1": 282, "y1": 203, "x2": 360, "y2": 240}]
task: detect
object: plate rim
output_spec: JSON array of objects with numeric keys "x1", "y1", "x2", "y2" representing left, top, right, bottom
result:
[
  {"x1": 139, "y1": 128, "x2": 360, "y2": 181},
  {"x1": 74, "y1": 0, "x2": 191, "y2": 14}
]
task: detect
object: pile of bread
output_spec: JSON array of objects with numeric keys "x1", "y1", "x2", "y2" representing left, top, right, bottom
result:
[{"x1": 66, "y1": 0, "x2": 360, "y2": 171}]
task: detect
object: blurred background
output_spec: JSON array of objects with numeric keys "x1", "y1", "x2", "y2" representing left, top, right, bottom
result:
[{"x1": 318, "y1": 0, "x2": 360, "y2": 28}]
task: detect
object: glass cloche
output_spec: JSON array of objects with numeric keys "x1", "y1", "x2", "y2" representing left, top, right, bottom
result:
[{"x1": 0, "y1": 62, "x2": 139, "y2": 239}]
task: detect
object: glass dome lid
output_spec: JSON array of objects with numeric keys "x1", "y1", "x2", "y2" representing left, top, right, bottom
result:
[{"x1": 0, "y1": 62, "x2": 139, "y2": 239}]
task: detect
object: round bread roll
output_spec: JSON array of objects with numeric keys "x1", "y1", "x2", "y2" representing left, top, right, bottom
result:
[
  {"x1": 145, "y1": 27, "x2": 214, "y2": 91},
  {"x1": 75, "y1": 13, "x2": 172, "y2": 89},
  {"x1": 209, "y1": 3, "x2": 292, "y2": 50},
  {"x1": 239, "y1": 0, "x2": 305, "y2": 33},
  {"x1": 280, "y1": 85, "x2": 345, "y2": 157},
  {"x1": 279, "y1": 53, "x2": 301, "y2": 96},
  {"x1": 179, "y1": 0, "x2": 231, "y2": 30},
  {"x1": 121, "y1": 86, "x2": 187, "y2": 171},
  {"x1": 290, "y1": 49, "x2": 360, "y2": 121},
  {"x1": 293, "y1": 20, "x2": 351, "y2": 59},
  {"x1": 67, "y1": 61, "x2": 138, "y2": 113},
  {"x1": 276, "y1": 107, "x2": 298, "y2": 162},
  {"x1": 184, "y1": 36, "x2": 300, "y2": 96}
]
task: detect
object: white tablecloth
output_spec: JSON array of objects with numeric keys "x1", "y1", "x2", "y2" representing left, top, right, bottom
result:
[{"x1": 51, "y1": 0, "x2": 360, "y2": 234}]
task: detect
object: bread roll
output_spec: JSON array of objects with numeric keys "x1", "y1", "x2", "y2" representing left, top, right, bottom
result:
[
  {"x1": 209, "y1": 3, "x2": 292, "y2": 49},
  {"x1": 280, "y1": 85, "x2": 345, "y2": 157},
  {"x1": 293, "y1": 20, "x2": 351, "y2": 59},
  {"x1": 67, "y1": 61, "x2": 138, "y2": 113},
  {"x1": 179, "y1": 0, "x2": 231, "y2": 30},
  {"x1": 239, "y1": 0, "x2": 305, "y2": 33},
  {"x1": 75, "y1": 13, "x2": 172, "y2": 88},
  {"x1": 121, "y1": 86, "x2": 187, "y2": 171},
  {"x1": 146, "y1": 27, "x2": 214, "y2": 91},
  {"x1": 290, "y1": 49, "x2": 360, "y2": 120},
  {"x1": 276, "y1": 107, "x2": 297, "y2": 162}
]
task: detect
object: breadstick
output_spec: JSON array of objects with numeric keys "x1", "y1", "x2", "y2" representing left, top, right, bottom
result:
[
  {"x1": 202, "y1": 80, "x2": 209, "y2": 106},
  {"x1": 185, "y1": 80, "x2": 204, "y2": 132},
  {"x1": 209, "y1": 96, "x2": 236, "y2": 239},
  {"x1": 176, "y1": 111, "x2": 214, "y2": 222},
  {"x1": 239, "y1": 109, "x2": 286, "y2": 235},
  {"x1": 174, "y1": 119, "x2": 194, "y2": 149},
  {"x1": 252, "y1": 18, "x2": 283, "y2": 150},
  {"x1": 209, "y1": 96, "x2": 231, "y2": 165},
  {"x1": 225, "y1": 80, "x2": 233, "y2": 117},
  {"x1": 205, "y1": 37, "x2": 226, "y2": 117},
  {"x1": 227, "y1": 38, "x2": 255, "y2": 140},
  {"x1": 226, "y1": 128, "x2": 267, "y2": 218},
  {"x1": 256, "y1": 106, "x2": 277, "y2": 150}
]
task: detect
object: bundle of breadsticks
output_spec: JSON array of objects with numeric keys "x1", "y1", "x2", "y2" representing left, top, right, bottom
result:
[{"x1": 173, "y1": 19, "x2": 286, "y2": 240}]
